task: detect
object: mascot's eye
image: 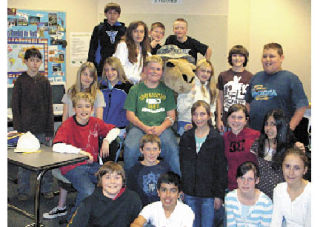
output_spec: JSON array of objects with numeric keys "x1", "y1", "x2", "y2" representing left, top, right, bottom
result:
[
  {"x1": 166, "y1": 62, "x2": 175, "y2": 67},
  {"x1": 192, "y1": 69, "x2": 196, "y2": 73},
  {"x1": 182, "y1": 74, "x2": 188, "y2": 82}
]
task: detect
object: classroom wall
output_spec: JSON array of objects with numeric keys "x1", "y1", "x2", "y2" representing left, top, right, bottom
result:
[
  {"x1": 8, "y1": 0, "x2": 311, "y2": 101},
  {"x1": 96, "y1": 0, "x2": 228, "y2": 15},
  {"x1": 228, "y1": 0, "x2": 311, "y2": 101}
]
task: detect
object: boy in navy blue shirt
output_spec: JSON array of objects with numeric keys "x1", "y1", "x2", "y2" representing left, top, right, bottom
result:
[
  {"x1": 245, "y1": 43, "x2": 308, "y2": 131},
  {"x1": 88, "y1": 2, "x2": 126, "y2": 77},
  {"x1": 127, "y1": 134, "x2": 170, "y2": 206}
]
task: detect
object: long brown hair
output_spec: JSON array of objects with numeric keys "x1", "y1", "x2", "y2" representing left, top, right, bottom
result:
[
  {"x1": 124, "y1": 21, "x2": 150, "y2": 64},
  {"x1": 191, "y1": 100, "x2": 213, "y2": 128}
]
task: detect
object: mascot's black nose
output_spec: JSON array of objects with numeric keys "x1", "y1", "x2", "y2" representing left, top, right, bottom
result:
[{"x1": 182, "y1": 74, "x2": 194, "y2": 83}]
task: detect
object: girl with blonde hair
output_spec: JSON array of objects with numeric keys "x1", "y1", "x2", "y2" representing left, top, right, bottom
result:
[
  {"x1": 99, "y1": 56, "x2": 132, "y2": 135},
  {"x1": 62, "y1": 61, "x2": 105, "y2": 121},
  {"x1": 177, "y1": 59, "x2": 217, "y2": 136}
]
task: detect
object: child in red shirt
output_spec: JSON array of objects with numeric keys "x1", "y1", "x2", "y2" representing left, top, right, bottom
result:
[
  {"x1": 51, "y1": 92, "x2": 119, "y2": 220},
  {"x1": 223, "y1": 104, "x2": 259, "y2": 190}
]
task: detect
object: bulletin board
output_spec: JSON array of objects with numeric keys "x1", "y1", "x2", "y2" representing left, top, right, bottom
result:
[{"x1": 7, "y1": 8, "x2": 67, "y2": 84}]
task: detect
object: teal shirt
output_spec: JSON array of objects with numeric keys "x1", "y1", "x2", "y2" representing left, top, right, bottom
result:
[
  {"x1": 195, "y1": 135, "x2": 207, "y2": 153},
  {"x1": 124, "y1": 81, "x2": 176, "y2": 126}
]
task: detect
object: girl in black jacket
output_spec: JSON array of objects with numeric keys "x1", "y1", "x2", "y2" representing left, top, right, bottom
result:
[{"x1": 179, "y1": 100, "x2": 227, "y2": 227}]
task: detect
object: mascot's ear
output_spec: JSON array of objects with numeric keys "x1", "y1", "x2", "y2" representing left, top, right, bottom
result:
[{"x1": 166, "y1": 61, "x2": 175, "y2": 68}]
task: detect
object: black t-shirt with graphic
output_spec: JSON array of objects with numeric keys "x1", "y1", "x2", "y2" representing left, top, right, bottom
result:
[{"x1": 165, "y1": 35, "x2": 208, "y2": 64}]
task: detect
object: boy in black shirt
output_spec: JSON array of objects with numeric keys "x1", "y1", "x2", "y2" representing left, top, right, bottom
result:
[
  {"x1": 87, "y1": 2, "x2": 126, "y2": 77},
  {"x1": 165, "y1": 18, "x2": 212, "y2": 64}
]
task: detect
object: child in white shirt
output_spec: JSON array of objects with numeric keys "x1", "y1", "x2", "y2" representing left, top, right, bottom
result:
[
  {"x1": 131, "y1": 171, "x2": 194, "y2": 227},
  {"x1": 271, "y1": 148, "x2": 311, "y2": 227}
]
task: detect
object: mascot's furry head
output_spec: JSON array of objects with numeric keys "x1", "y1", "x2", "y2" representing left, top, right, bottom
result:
[{"x1": 163, "y1": 58, "x2": 196, "y2": 94}]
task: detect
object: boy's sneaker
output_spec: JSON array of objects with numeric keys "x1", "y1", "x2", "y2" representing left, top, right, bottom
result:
[{"x1": 43, "y1": 206, "x2": 67, "y2": 219}]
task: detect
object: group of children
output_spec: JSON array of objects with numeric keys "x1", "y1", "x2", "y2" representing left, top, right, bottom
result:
[{"x1": 11, "y1": 2, "x2": 311, "y2": 227}]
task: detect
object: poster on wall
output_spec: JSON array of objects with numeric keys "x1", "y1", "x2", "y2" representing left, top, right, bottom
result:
[
  {"x1": 70, "y1": 32, "x2": 91, "y2": 67},
  {"x1": 7, "y1": 8, "x2": 66, "y2": 84}
]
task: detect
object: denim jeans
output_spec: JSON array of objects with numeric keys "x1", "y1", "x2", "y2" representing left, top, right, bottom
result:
[
  {"x1": 214, "y1": 205, "x2": 226, "y2": 227},
  {"x1": 184, "y1": 194, "x2": 215, "y2": 227},
  {"x1": 17, "y1": 133, "x2": 53, "y2": 194},
  {"x1": 124, "y1": 126, "x2": 180, "y2": 175},
  {"x1": 64, "y1": 162, "x2": 100, "y2": 217}
]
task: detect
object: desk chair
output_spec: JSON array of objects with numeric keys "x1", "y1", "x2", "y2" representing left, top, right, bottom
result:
[{"x1": 100, "y1": 136, "x2": 121, "y2": 163}]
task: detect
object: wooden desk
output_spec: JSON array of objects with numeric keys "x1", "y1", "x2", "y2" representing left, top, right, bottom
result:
[{"x1": 8, "y1": 145, "x2": 88, "y2": 227}]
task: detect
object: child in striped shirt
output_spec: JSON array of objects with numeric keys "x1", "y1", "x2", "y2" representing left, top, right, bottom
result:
[{"x1": 225, "y1": 161, "x2": 273, "y2": 226}]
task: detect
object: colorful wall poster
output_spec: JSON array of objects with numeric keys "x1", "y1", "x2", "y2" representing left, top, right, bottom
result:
[{"x1": 7, "y1": 8, "x2": 66, "y2": 84}]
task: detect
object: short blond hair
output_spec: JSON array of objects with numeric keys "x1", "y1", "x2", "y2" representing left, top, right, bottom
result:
[
  {"x1": 151, "y1": 22, "x2": 165, "y2": 31},
  {"x1": 144, "y1": 55, "x2": 163, "y2": 68},
  {"x1": 174, "y1": 18, "x2": 188, "y2": 27},
  {"x1": 71, "y1": 92, "x2": 94, "y2": 108}
]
